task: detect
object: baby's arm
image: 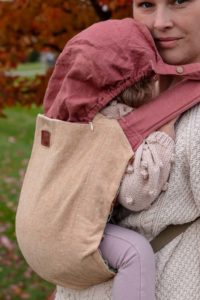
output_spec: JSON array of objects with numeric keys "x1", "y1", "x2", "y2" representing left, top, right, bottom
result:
[{"x1": 118, "y1": 119, "x2": 177, "y2": 211}]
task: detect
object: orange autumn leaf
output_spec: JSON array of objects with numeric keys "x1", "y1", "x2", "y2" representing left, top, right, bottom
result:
[{"x1": 0, "y1": 0, "x2": 132, "y2": 114}]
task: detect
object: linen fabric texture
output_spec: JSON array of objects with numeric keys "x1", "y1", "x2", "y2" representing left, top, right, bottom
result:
[{"x1": 16, "y1": 113, "x2": 133, "y2": 289}]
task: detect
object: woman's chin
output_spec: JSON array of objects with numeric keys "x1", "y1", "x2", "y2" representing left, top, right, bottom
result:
[{"x1": 158, "y1": 49, "x2": 188, "y2": 65}]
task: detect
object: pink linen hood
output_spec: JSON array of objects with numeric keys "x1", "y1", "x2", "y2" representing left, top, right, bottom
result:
[
  {"x1": 44, "y1": 18, "x2": 200, "y2": 150},
  {"x1": 44, "y1": 18, "x2": 185, "y2": 122}
]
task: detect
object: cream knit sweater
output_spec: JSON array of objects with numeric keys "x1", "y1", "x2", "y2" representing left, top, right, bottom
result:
[{"x1": 55, "y1": 104, "x2": 200, "y2": 300}]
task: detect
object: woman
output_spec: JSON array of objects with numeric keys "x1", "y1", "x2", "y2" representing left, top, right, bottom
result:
[{"x1": 55, "y1": 0, "x2": 200, "y2": 299}]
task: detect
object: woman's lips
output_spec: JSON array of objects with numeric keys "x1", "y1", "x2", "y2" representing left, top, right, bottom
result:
[{"x1": 155, "y1": 37, "x2": 181, "y2": 48}]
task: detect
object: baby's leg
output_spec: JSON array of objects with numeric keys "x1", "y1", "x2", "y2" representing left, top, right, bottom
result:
[{"x1": 99, "y1": 223, "x2": 155, "y2": 300}]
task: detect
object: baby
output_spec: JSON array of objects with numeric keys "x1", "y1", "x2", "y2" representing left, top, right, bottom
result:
[
  {"x1": 98, "y1": 74, "x2": 176, "y2": 300},
  {"x1": 101, "y1": 75, "x2": 175, "y2": 213}
]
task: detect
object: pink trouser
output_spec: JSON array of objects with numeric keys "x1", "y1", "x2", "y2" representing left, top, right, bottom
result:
[{"x1": 99, "y1": 223, "x2": 155, "y2": 300}]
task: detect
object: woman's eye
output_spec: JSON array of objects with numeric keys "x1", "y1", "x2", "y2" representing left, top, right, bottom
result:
[
  {"x1": 174, "y1": 0, "x2": 188, "y2": 5},
  {"x1": 137, "y1": 2, "x2": 154, "y2": 8}
]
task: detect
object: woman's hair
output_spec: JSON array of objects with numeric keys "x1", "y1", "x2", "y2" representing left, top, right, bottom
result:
[{"x1": 116, "y1": 77, "x2": 154, "y2": 108}]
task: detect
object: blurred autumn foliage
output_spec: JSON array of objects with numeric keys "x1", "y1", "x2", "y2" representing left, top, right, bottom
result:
[{"x1": 0, "y1": 0, "x2": 132, "y2": 116}]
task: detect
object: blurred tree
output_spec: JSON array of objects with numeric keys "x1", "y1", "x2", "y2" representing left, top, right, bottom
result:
[{"x1": 0, "y1": 0, "x2": 132, "y2": 115}]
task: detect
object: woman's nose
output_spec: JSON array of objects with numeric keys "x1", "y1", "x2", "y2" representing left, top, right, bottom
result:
[{"x1": 153, "y1": 8, "x2": 173, "y2": 31}]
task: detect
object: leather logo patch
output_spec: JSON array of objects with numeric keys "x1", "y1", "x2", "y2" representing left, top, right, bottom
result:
[{"x1": 41, "y1": 130, "x2": 51, "y2": 147}]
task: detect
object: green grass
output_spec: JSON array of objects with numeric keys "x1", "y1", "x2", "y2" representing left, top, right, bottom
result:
[
  {"x1": 17, "y1": 62, "x2": 45, "y2": 71},
  {"x1": 8, "y1": 62, "x2": 47, "y2": 77},
  {"x1": 0, "y1": 105, "x2": 54, "y2": 299}
]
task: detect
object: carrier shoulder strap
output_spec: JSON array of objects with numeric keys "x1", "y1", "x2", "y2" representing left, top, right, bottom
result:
[
  {"x1": 119, "y1": 79, "x2": 200, "y2": 150},
  {"x1": 150, "y1": 217, "x2": 200, "y2": 253}
]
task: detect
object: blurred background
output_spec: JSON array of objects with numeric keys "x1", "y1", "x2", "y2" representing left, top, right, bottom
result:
[{"x1": 0, "y1": 0, "x2": 132, "y2": 299}]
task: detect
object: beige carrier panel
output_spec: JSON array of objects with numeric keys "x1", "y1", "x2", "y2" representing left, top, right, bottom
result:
[{"x1": 16, "y1": 113, "x2": 133, "y2": 289}]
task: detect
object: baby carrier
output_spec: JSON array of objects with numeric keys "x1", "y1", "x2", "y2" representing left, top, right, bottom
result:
[{"x1": 16, "y1": 18, "x2": 200, "y2": 290}]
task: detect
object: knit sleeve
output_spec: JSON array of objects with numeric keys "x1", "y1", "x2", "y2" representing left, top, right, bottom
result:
[
  {"x1": 117, "y1": 131, "x2": 175, "y2": 211},
  {"x1": 187, "y1": 111, "x2": 200, "y2": 210}
]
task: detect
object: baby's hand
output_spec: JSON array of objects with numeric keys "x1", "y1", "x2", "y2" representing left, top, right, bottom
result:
[{"x1": 158, "y1": 116, "x2": 179, "y2": 140}]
